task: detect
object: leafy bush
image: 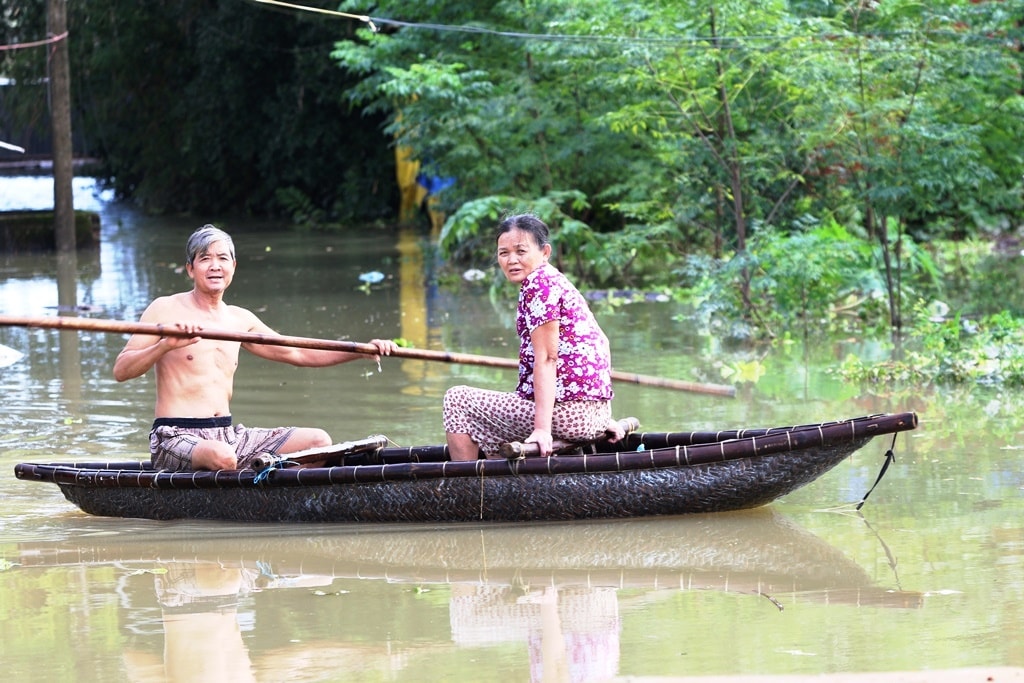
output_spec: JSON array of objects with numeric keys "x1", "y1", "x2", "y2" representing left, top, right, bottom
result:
[
  {"x1": 838, "y1": 305, "x2": 1024, "y2": 387},
  {"x1": 680, "y1": 219, "x2": 940, "y2": 342}
]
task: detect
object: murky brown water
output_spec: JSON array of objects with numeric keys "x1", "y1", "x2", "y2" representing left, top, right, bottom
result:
[{"x1": 1, "y1": 178, "x2": 1023, "y2": 681}]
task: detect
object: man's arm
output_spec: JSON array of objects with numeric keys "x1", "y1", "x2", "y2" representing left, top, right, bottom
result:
[
  {"x1": 239, "y1": 310, "x2": 396, "y2": 366},
  {"x1": 112, "y1": 301, "x2": 202, "y2": 381}
]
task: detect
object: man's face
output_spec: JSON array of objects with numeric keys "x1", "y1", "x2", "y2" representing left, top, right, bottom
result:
[{"x1": 186, "y1": 239, "x2": 236, "y2": 292}]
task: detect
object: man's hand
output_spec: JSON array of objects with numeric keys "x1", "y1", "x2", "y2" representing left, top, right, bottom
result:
[
  {"x1": 364, "y1": 338, "x2": 397, "y2": 365},
  {"x1": 161, "y1": 322, "x2": 203, "y2": 348}
]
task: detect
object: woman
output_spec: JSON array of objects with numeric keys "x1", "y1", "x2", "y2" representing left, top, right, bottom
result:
[{"x1": 444, "y1": 214, "x2": 623, "y2": 460}]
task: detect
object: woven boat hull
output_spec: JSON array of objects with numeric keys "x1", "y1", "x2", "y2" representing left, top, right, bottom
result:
[{"x1": 14, "y1": 412, "x2": 917, "y2": 523}]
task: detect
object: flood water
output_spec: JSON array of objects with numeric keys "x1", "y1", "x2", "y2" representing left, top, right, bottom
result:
[{"x1": 1, "y1": 176, "x2": 1023, "y2": 681}]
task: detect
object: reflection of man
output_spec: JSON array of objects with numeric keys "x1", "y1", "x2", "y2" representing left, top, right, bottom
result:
[
  {"x1": 113, "y1": 224, "x2": 396, "y2": 471},
  {"x1": 449, "y1": 584, "x2": 621, "y2": 683},
  {"x1": 122, "y1": 561, "x2": 339, "y2": 683},
  {"x1": 155, "y1": 563, "x2": 257, "y2": 683}
]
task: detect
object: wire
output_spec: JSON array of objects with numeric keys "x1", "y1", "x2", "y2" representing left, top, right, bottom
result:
[
  {"x1": 0, "y1": 30, "x2": 67, "y2": 52},
  {"x1": 244, "y1": 0, "x2": 1018, "y2": 53},
  {"x1": 247, "y1": 0, "x2": 378, "y2": 31}
]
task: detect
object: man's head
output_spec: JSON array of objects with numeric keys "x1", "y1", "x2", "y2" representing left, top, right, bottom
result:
[{"x1": 186, "y1": 225, "x2": 236, "y2": 265}]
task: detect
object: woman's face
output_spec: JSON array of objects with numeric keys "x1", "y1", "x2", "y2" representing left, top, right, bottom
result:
[{"x1": 496, "y1": 228, "x2": 551, "y2": 285}]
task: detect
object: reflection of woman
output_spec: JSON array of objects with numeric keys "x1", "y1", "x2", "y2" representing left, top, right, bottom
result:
[
  {"x1": 448, "y1": 583, "x2": 620, "y2": 683},
  {"x1": 444, "y1": 214, "x2": 623, "y2": 460}
]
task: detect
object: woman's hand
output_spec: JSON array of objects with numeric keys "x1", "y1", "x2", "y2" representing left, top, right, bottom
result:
[
  {"x1": 605, "y1": 419, "x2": 625, "y2": 444},
  {"x1": 525, "y1": 429, "x2": 554, "y2": 457}
]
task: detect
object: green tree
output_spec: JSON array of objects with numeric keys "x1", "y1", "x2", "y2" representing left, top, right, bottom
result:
[
  {"x1": 3, "y1": 0, "x2": 398, "y2": 221},
  {"x1": 795, "y1": 2, "x2": 1023, "y2": 338},
  {"x1": 336, "y1": 0, "x2": 653, "y2": 205},
  {"x1": 333, "y1": 0, "x2": 682, "y2": 284},
  {"x1": 0, "y1": 0, "x2": 49, "y2": 153},
  {"x1": 599, "y1": 0, "x2": 842, "y2": 315}
]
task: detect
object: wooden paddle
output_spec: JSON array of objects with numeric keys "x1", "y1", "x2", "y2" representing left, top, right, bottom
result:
[
  {"x1": 0, "y1": 314, "x2": 736, "y2": 397},
  {"x1": 500, "y1": 417, "x2": 641, "y2": 460}
]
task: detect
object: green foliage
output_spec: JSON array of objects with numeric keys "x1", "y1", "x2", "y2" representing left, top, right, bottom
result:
[
  {"x1": 332, "y1": 0, "x2": 656, "y2": 230},
  {"x1": 554, "y1": 217, "x2": 678, "y2": 288},
  {"x1": 0, "y1": 1, "x2": 48, "y2": 151},
  {"x1": 603, "y1": 0, "x2": 824, "y2": 245},
  {"x1": 839, "y1": 305, "x2": 1024, "y2": 388},
  {"x1": 748, "y1": 221, "x2": 876, "y2": 336},
  {"x1": 275, "y1": 187, "x2": 326, "y2": 228},
  {"x1": 5, "y1": 0, "x2": 1024, "y2": 386},
  {"x1": 437, "y1": 190, "x2": 587, "y2": 266},
  {"x1": 680, "y1": 217, "x2": 948, "y2": 343},
  {"x1": 3, "y1": 0, "x2": 397, "y2": 220},
  {"x1": 437, "y1": 189, "x2": 690, "y2": 288},
  {"x1": 914, "y1": 239, "x2": 1024, "y2": 319},
  {"x1": 960, "y1": 251, "x2": 1024, "y2": 319},
  {"x1": 334, "y1": 0, "x2": 1022, "y2": 347}
]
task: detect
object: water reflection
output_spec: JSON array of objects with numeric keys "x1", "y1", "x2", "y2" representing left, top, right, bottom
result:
[
  {"x1": 449, "y1": 584, "x2": 620, "y2": 682},
  {"x1": 56, "y1": 251, "x2": 82, "y2": 400},
  {"x1": 12, "y1": 510, "x2": 921, "y2": 682},
  {"x1": 0, "y1": 174, "x2": 114, "y2": 212},
  {"x1": 138, "y1": 563, "x2": 306, "y2": 682}
]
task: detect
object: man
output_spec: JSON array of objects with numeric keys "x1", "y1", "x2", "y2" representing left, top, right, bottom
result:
[{"x1": 113, "y1": 224, "x2": 396, "y2": 471}]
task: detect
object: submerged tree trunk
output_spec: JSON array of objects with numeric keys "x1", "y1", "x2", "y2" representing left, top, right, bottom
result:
[
  {"x1": 48, "y1": 0, "x2": 75, "y2": 253},
  {"x1": 708, "y1": 8, "x2": 751, "y2": 313}
]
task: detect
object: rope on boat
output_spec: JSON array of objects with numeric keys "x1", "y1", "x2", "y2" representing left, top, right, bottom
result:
[
  {"x1": 855, "y1": 433, "x2": 899, "y2": 511},
  {"x1": 476, "y1": 459, "x2": 487, "y2": 520},
  {"x1": 253, "y1": 460, "x2": 299, "y2": 484}
]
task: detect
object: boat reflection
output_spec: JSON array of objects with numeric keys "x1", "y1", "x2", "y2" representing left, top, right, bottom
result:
[{"x1": 15, "y1": 509, "x2": 922, "y2": 682}]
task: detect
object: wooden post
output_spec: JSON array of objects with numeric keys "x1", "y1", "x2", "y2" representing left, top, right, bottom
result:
[{"x1": 47, "y1": 0, "x2": 75, "y2": 253}]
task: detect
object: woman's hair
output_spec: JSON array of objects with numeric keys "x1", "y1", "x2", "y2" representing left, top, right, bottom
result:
[
  {"x1": 186, "y1": 224, "x2": 236, "y2": 265},
  {"x1": 495, "y1": 214, "x2": 550, "y2": 248}
]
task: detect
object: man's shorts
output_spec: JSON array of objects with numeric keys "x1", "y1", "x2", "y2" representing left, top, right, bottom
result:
[{"x1": 149, "y1": 416, "x2": 295, "y2": 471}]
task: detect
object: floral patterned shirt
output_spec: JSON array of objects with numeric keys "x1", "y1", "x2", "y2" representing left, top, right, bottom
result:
[{"x1": 516, "y1": 263, "x2": 614, "y2": 402}]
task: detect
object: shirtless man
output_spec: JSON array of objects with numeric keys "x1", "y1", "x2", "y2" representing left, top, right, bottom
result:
[{"x1": 113, "y1": 224, "x2": 396, "y2": 471}]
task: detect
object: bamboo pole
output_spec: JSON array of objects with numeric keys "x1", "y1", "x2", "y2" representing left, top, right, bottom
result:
[{"x1": 0, "y1": 315, "x2": 737, "y2": 397}]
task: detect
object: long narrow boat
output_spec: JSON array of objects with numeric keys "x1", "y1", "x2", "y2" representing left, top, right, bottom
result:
[{"x1": 13, "y1": 411, "x2": 917, "y2": 523}]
